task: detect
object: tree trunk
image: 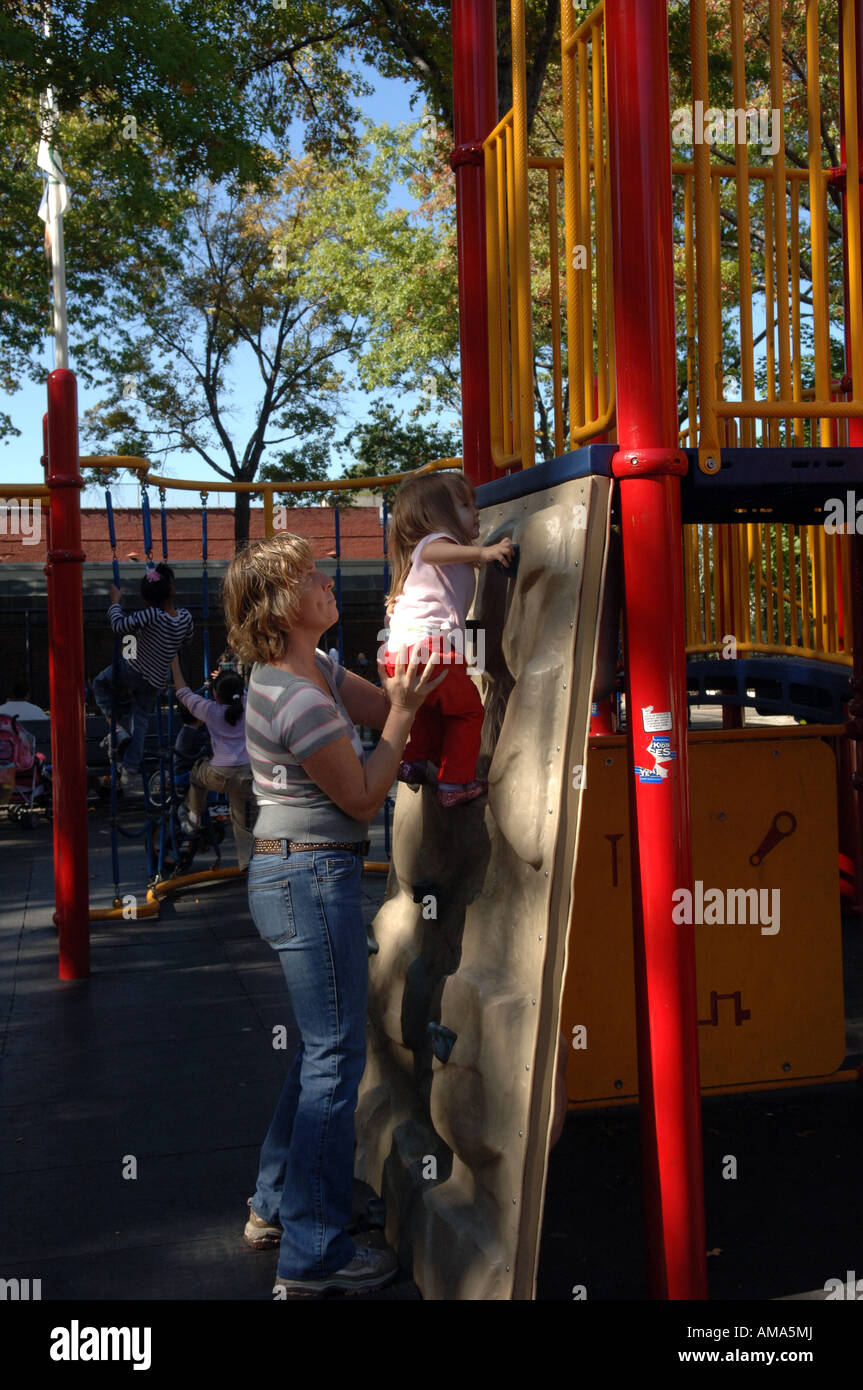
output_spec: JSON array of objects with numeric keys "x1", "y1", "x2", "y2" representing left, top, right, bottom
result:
[{"x1": 234, "y1": 489, "x2": 251, "y2": 552}]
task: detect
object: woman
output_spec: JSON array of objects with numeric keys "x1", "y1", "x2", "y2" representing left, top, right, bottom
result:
[{"x1": 222, "y1": 533, "x2": 446, "y2": 1297}]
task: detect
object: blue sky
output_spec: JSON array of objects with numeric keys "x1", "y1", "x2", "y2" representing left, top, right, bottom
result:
[{"x1": 0, "y1": 65, "x2": 459, "y2": 509}]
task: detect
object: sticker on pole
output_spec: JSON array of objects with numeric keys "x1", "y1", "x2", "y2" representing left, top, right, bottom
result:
[
  {"x1": 641, "y1": 706, "x2": 673, "y2": 733},
  {"x1": 634, "y1": 735, "x2": 677, "y2": 784}
]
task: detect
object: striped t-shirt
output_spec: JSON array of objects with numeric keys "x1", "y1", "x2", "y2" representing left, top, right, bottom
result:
[
  {"x1": 245, "y1": 650, "x2": 369, "y2": 843},
  {"x1": 108, "y1": 603, "x2": 193, "y2": 688}
]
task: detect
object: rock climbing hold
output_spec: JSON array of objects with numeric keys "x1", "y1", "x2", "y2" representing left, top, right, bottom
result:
[{"x1": 428, "y1": 1021, "x2": 458, "y2": 1063}]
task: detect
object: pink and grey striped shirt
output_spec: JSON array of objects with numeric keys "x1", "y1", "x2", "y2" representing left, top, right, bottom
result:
[{"x1": 244, "y1": 650, "x2": 368, "y2": 842}]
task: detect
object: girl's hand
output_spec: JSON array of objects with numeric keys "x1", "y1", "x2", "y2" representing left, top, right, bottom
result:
[
  {"x1": 378, "y1": 644, "x2": 449, "y2": 714},
  {"x1": 109, "y1": 584, "x2": 122, "y2": 604},
  {"x1": 482, "y1": 538, "x2": 515, "y2": 567}
]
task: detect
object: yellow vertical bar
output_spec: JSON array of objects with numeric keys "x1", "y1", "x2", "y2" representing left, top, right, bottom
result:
[
  {"x1": 684, "y1": 174, "x2": 697, "y2": 446},
  {"x1": 790, "y1": 179, "x2": 804, "y2": 443},
  {"x1": 730, "y1": 0, "x2": 756, "y2": 448},
  {"x1": 485, "y1": 140, "x2": 503, "y2": 462},
  {"x1": 763, "y1": 179, "x2": 779, "y2": 446},
  {"x1": 578, "y1": 35, "x2": 593, "y2": 422},
  {"x1": 505, "y1": 122, "x2": 521, "y2": 454},
  {"x1": 592, "y1": 18, "x2": 608, "y2": 420},
  {"x1": 711, "y1": 170, "x2": 724, "y2": 439},
  {"x1": 548, "y1": 168, "x2": 564, "y2": 457},
  {"x1": 843, "y1": 0, "x2": 863, "y2": 405},
  {"x1": 807, "y1": 0, "x2": 833, "y2": 445},
  {"x1": 789, "y1": 527, "x2": 800, "y2": 648},
  {"x1": 512, "y1": 0, "x2": 534, "y2": 467},
  {"x1": 842, "y1": 533, "x2": 853, "y2": 652},
  {"x1": 825, "y1": 531, "x2": 838, "y2": 654},
  {"x1": 768, "y1": 0, "x2": 792, "y2": 442},
  {"x1": 800, "y1": 526, "x2": 812, "y2": 650},
  {"x1": 775, "y1": 523, "x2": 785, "y2": 647},
  {"x1": 562, "y1": 3, "x2": 584, "y2": 439},
  {"x1": 684, "y1": 527, "x2": 695, "y2": 647},
  {"x1": 264, "y1": 488, "x2": 274, "y2": 538},
  {"x1": 691, "y1": 0, "x2": 721, "y2": 471},
  {"x1": 703, "y1": 527, "x2": 712, "y2": 647},
  {"x1": 496, "y1": 137, "x2": 512, "y2": 455}
]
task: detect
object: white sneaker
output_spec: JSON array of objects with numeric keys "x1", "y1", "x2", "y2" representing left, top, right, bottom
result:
[
  {"x1": 118, "y1": 766, "x2": 135, "y2": 789},
  {"x1": 178, "y1": 804, "x2": 199, "y2": 836}
]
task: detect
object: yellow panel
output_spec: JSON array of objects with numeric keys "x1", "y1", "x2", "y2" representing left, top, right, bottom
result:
[{"x1": 562, "y1": 735, "x2": 845, "y2": 1102}]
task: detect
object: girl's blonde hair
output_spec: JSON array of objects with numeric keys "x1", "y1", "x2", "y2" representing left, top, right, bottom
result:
[
  {"x1": 222, "y1": 533, "x2": 314, "y2": 666},
  {"x1": 385, "y1": 472, "x2": 476, "y2": 608}
]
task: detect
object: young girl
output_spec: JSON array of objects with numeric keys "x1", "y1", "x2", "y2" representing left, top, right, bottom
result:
[
  {"x1": 92, "y1": 563, "x2": 193, "y2": 787},
  {"x1": 170, "y1": 655, "x2": 255, "y2": 870},
  {"x1": 383, "y1": 472, "x2": 514, "y2": 807}
]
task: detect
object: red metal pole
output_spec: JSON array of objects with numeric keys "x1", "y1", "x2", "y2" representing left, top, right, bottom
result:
[
  {"x1": 605, "y1": 0, "x2": 707, "y2": 1299},
  {"x1": 46, "y1": 369, "x2": 89, "y2": 979},
  {"x1": 450, "y1": 0, "x2": 498, "y2": 487}
]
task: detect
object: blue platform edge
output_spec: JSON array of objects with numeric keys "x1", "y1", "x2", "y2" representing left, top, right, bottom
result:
[{"x1": 474, "y1": 444, "x2": 863, "y2": 524}]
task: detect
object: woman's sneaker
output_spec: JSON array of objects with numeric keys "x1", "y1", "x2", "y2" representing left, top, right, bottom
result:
[
  {"x1": 244, "y1": 1198, "x2": 282, "y2": 1250},
  {"x1": 436, "y1": 779, "x2": 488, "y2": 808},
  {"x1": 273, "y1": 1243, "x2": 398, "y2": 1298}
]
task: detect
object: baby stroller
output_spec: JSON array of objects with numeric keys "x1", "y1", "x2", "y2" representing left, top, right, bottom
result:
[{"x1": 0, "y1": 714, "x2": 52, "y2": 828}]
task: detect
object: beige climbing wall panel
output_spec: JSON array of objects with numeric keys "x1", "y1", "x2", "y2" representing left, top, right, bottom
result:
[{"x1": 355, "y1": 472, "x2": 613, "y2": 1300}]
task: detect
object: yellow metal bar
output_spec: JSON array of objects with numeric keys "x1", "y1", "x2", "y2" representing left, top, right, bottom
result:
[
  {"x1": 672, "y1": 163, "x2": 813, "y2": 182},
  {"x1": 825, "y1": 532, "x2": 838, "y2": 654},
  {"x1": 1, "y1": 485, "x2": 50, "y2": 499},
  {"x1": 548, "y1": 168, "x2": 565, "y2": 456},
  {"x1": 763, "y1": 178, "x2": 778, "y2": 446},
  {"x1": 711, "y1": 170, "x2": 724, "y2": 435},
  {"x1": 715, "y1": 400, "x2": 863, "y2": 418},
  {"x1": 690, "y1": 0, "x2": 721, "y2": 472},
  {"x1": 496, "y1": 136, "x2": 512, "y2": 456},
  {"x1": 841, "y1": 534, "x2": 853, "y2": 653},
  {"x1": 563, "y1": 0, "x2": 605, "y2": 54},
  {"x1": 730, "y1": 0, "x2": 756, "y2": 448},
  {"x1": 578, "y1": 36, "x2": 593, "y2": 421},
  {"x1": 769, "y1": 0, "x2": 793, "y2": 442},
  {"x1": 800, "y1": 526, "x2": 812, "y2": 647},
  {"x1": 81, "y1": 456, "x2": 150, "y2": 472},
  {"x1": 505, "y1": 121, "x2": 521, "y2": 457},
  {"x1": 684, "y1": 174, "x2": 697, "y2": 445},
  {"x1": 562, "y1": 0, "x2": 584, "y2": 440},
  {"x1": 485, "y1": 137, "x2": 505, "y2": 464},
  {"x1": 263, "y1": 488, "x2": 275, "y2": 538},
  {"x1": 807, "y1": 0, "x2": 833, "y2": 445},
  {"x1": 790, "y1": 180, "x2": 805, "y2": 444},
  {"x1": 592, "y1": 19, "x2": 608, "y2": 420},
  {"x1": 789, "y1": 527, "x2": 800, "y2": 648},
  {"x1": 512, "y1": 0, "x2": 535, "y2": 467},
  {"x1": 843, "y1": 0, "x2": 863, "y2": 405},
  {"x1": 703, "y1": 527, "x2": 712, "y2": 646}
]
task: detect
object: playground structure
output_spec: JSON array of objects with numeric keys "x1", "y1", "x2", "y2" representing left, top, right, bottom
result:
[{"x1": 12, "y1": 0, "x2": 863, "y2": 1300}]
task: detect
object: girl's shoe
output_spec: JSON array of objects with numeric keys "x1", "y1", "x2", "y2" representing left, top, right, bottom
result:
[
  {"x1": 244, "y1": 1198, "x2": 282, "y2": 1250},
  {"x1": 397, "y1": 760, "x2": 438, "y2": 786},
  {"x1": 436, "y1": 780, "x2": 488, "y2": 808}
]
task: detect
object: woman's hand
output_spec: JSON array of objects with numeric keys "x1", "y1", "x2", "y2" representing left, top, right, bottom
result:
[
  {"x1": 481, "y1": 538, "x2": 515, "y2": 567},
  {"x1": 378, "y1": 644, "x2": 449, "y2": 714}
]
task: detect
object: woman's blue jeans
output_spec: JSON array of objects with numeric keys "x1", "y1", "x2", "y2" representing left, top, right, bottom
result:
[{"x1": 247, "y1": 845, "x2": 368, "y2": 1280}]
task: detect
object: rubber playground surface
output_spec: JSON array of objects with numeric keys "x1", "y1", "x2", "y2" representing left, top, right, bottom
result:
[{"x1": 1, "y1": 788, "x2": 862, "y2": 1303}]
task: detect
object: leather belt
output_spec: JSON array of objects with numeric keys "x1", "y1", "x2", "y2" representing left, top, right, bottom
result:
[{"x1": 253, "y1": 838, "x2": 371, "y2": 856}]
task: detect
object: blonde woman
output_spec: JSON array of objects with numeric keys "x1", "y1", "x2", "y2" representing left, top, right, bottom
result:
[{"x1": 222, "y1": 533, "x2": 445, "y2": 1298}]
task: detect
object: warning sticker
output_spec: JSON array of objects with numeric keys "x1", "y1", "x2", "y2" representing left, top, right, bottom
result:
[{"x1": 641, "y1": 706, "x2": 673, "y2": 733}]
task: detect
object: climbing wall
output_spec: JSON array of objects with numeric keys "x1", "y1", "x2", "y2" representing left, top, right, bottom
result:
[{"x1": 355, "y1": 468, "x2": 613, "y2": 1299}]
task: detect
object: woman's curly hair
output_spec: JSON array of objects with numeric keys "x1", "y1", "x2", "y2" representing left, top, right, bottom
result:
[{"x1": 222, "y1": 534, "x2": 314, "y2": 666}]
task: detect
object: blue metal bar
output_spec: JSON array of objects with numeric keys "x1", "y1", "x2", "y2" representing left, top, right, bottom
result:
[
  {"x1": 141, "y1": 488, "x2": 153, "y2": 559},
  {"x1": 159, "y1": 488, "x2": 168, "y2": 560},
  {"x1": 201, "y1": 495, "x2": 210, "y2": 684}
]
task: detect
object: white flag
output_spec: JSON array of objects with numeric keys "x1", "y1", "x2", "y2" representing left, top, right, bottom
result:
[{"x1": 37, "y1": 138, "x2": 69, "y2": 220}]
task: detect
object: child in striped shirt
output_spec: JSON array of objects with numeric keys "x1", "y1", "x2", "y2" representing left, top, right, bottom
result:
[{"x1": 92, "y1": 563, "x2": 193, "y2": 787}]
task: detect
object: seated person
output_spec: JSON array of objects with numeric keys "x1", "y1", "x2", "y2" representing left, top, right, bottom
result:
[{"x1": 0, "y1": 681, "x2": 48, "y2": 725}]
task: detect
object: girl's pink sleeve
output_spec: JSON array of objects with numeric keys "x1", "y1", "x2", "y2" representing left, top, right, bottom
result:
[{"x1": 176, "y1": 686, "x2": 220, "y2": 729}]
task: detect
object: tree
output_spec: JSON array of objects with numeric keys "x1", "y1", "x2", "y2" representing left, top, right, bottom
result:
[
  {"x1": 0, "y1": 0, "x2": 369, "y2": 433},
  {"x1": 334, "y1": 400, "x2": 461, "y2": 504},
  {"x1": 81, "y1": 126, "x2": 457, "y2": 548}
]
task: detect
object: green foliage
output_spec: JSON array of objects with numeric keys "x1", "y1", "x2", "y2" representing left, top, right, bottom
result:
[{"x1": 336, "y1": 399, "x2": 461, "y2": 503}]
